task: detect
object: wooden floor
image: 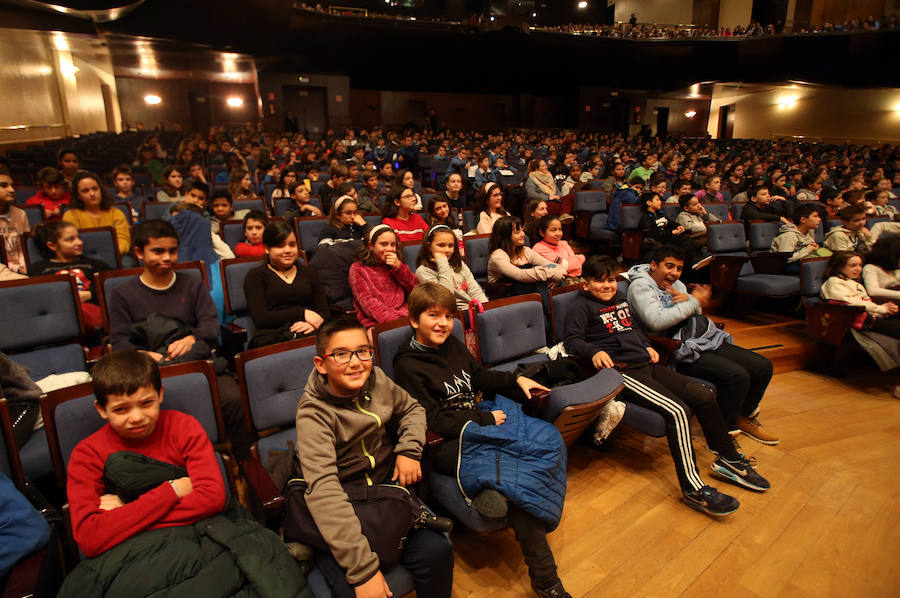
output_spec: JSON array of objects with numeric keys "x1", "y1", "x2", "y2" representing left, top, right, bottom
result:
[{"x1": 448, "y1": 339, "x2": 900, "y2": 597}]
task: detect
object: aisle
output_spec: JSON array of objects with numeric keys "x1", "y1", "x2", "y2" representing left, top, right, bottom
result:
[{"x1": 448, "y1": 369, "x2": 900, "y2": 598}]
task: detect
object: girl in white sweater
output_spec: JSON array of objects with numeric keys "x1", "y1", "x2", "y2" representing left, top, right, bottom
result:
[
  {"x1": 415, "y1": 225, "x2": 488, "y2": 311},
  {"x1": 821, "y1": 251, "x2": 900, "y2": 339}
]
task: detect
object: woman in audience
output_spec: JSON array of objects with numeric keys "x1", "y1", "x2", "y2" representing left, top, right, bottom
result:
[
  {"x1": 228, "y1": 169, "x2": 259, "y2": 203},
  {"x1": 415, "y1": 224, "x2": 488, "y2": 310},
  {"x1": 382, "y1": 185, "x2": 429, "y2": 242},
  {"x1": 532, "y1": 214, "x2": 585, "y2": 279},
  {"x1": 525, "y1": 159, "x2": 573, "y2": 219},
  {"x1": 318, "y1": 195, "x2": 370, "y2": 246},
  {"x1": 234, "y1": 210, "x2": 268, "y2": 257},
  {"x1": 64, "y1": 171, "x2": 131, "y2": 256},
  {"x1": 523, "y1": 198, "x2": 549, "y2": 242},
  {"x1": 440, "y1": 172, "x2": 466, "y2": 212},
  {"x1": 348, "y1": 224, "x2": 418, "y2": 328},
  {"x1": 475, "y1": 182, "x2": 509, "y2": 234},
  {"x1": 156, "y1": 165, "x2": 185, "y2": 203},
  {"x1": 28, "y1": 220, "x2": 110, "y2": 332},
  {"x1": 243, "y1": 220, "x2": 327, "y2": 348},
  {"x1": 862, "y1": 237, "x2": 900, "y2": 301}
]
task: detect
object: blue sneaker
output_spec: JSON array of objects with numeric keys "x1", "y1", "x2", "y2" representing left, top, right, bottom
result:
[
  {"x1": 683, "y1": 485, "x2": 740, "y2": 516},
  {"x1": 711, "y1": 455, "x2": 771, "y2": 492}
]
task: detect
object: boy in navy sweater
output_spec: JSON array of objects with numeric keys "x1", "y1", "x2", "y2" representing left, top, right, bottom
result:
[{"x1": 564, "y1": 256, "x2": 770, "y2": 516}]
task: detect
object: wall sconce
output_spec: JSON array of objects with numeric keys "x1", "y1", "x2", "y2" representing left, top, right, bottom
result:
[
  {"x1": 685, "y1": 110, "x2": 697, "y2": 118},
  {"x1": 778, "y1": 95, "x2": 797, "y2": 109},
  {"x1": 226, "y1": 97, "x2": 244, "y2": 108},
  {"x1": 144, "y1": 94, "x2": 162, "y2": 105}
]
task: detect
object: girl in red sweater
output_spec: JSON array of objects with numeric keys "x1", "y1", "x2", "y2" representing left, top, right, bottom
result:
[
  {"x1": 234, "y1": 211, "x2": 268, "y2": 257},
  {"x1": 348, "y1": 224, "x2": 418, "y2": 328},
  {"x1": 381, "y1": 185, "x2": 428, "y2": 243}
]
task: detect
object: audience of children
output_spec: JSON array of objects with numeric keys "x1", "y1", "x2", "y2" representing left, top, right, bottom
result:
[
  {"x1": 564, "y1": 255, "x2": 770, "y2": 517},
  {"x1": 393, "y1": 283, "x2": 570, "y2": 598},
  {"x1": 63, "y1": 171, "x2": 131, "y2": 256},
  {"x1": 295, "y1": 316, "x2": 453, "y2": 597}
]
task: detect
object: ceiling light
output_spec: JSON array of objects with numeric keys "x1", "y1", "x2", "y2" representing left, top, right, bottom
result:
[
  {"x1": 685, "y1": 110, "x2": 696, "y2": 118},
  {"x1": 577, "y1": 1, "x2": 588, "y2": 8},
  {"x1": 144, "y1": 94, "x2": 161, "y2": 105},
  {"x1": 226, "y1": 97, "x2": 244, "y2": 108},
  {"x1": 532, "y1": 12, "x2": 537, "y2": 17},
  {"x1": 778, "y1": 95, "x2": 797, "y2": 109}
]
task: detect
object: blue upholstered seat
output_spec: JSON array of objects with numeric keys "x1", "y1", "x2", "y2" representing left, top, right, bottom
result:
[
  {"x1": 233, "y1": 199, "x2": 265, "y2": 214},
  {"x1": 463, "y1": 235, "x2": 491, "y2": 282},
  {"x1": 221, "y1": 257, "x2": 260, "y2": 348},
  {"x1": 575, "y1": 190, "x2": 607, "y2": 213},
  {"x1": 221, "y1": 220, "x2": 246, "y2": 251},
  {"x1": 402, "y1": 242, "x2": 421, "y2": 272},
  {"x1": 296, "y1": 217, "x2": 328, "y2": 255},
  {"x1": 703, "y1": 202, "x2": 730, "y2": 222},
  {"x1": 749, "y1": 221, "x2": 780, "y2": 252},
  {"x1": 588, "y1": 213, "x2": 620, "y2": 243}
]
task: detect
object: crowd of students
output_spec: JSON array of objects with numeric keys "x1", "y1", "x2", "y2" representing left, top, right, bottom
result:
[{"x1": 1, "y1": 124, "x2": 899, "y2": 598}]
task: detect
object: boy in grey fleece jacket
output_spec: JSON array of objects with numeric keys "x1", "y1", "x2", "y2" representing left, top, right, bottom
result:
[
  {"x1": 770, "y1": 203, "x2": 826, "y2": 265},
  {"x1": 294, "y1": 317, "x2": 452, "y2": 598}
]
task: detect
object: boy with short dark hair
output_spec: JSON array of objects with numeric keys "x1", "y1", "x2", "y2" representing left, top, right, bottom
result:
[
  {"x1": 565, "y1": 256, "x2": 770, "y2": 516},
  {"x1": 319, "y1": 164, "x2": 349, "y2": 215},
  {"x1": 741, "y1": 184, "x2": 790, "y2": 229},
  {"x1": 112, "y1": 164, "x2": 141, "y2": 209},
  {"x1": 66, "y1": 350, "x2": 225, "y2": 557},
  {"x1": 771, "y1": 203, "x2": 828, "y2": 266},
  {"x1": 824, "y1": 204, "x2": 872, "y2": 252},
  {"x1": 296, "y1": 316, "x2": 453, "y2": 598},
  {"x1": 0, "y1": 168, "x2": 28, "y2": 273},
  {"x1": 357, "y1": 169, "x2": 382, "y2": 213},
  {"x1": 209, "y1": 188, "x2": 249, "y2": 234},
  {"x1": 26, "y1": 167, "x2": 70, "y2": 220},
  {"x1": 392, "y1": 283, "x2": 569, "y2": 598}
]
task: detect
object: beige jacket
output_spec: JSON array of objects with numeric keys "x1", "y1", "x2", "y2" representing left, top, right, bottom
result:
[
  {"x1": 821, "y1": 276, "x2": 892, "y2": 316},
  {"x1": 295, "y1": 366, "x2": 425, "y2": 586}
]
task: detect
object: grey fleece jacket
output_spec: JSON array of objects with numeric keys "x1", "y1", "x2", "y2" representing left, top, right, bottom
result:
[
  {"x1": 624, "y1": 264, "x2": 702, "y2": 334},
  {"x1": 770, "y1": 222, "x2": 818, "y2": 262},
  {"x1": 295, "y1": 366, "x2": 425, "y2": 586}
]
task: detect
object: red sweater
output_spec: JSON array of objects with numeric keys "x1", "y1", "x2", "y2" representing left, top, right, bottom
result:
[
  {"x1": 66, "y1": 410, "x2": 226, "y2": 557},
  {"x1": 26, "y1": 191, "x2": 70, "y2": 221},
  {"x1": 234, "y1": 241, "x2": 266, "y2": 257},
  {"x1": 348, "y1": 261, "x2": 418, "y2": 327},
  {"x1": 383, "y1": 213, "x2": 428, "y2": 243}
]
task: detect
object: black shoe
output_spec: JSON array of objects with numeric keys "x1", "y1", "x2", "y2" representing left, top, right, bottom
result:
[
  {"x1": 682, "y1": 485, "x2": 740, "y2": 516},
  {"x1": 532, "y1": 581, "x2": 572, "y2": 598},
  {"x1": 711, "y1": 455, "x2": 771, "y2": 492}
]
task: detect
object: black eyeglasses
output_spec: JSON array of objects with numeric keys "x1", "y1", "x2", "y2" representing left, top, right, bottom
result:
[{"x1": 321, "y1": 347, "x2": 375, "y2": 364}]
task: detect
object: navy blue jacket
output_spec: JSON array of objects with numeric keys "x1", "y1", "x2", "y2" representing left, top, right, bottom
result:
[{"x1": 563, "y1": 290, "x2": 652, "y2": 366}]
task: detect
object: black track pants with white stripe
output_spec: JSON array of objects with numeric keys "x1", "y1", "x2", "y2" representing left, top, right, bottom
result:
[{"x1": 621, "y1": 363, "x2": 737, "y2": 493}]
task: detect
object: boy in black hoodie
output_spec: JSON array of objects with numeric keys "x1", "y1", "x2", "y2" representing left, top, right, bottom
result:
[
  {"x1": 393, "y1": 283, "x2": 570, "y2": 598},
  {"x1": 564, "y1": 256, "x2": 770, "y2": 516}
]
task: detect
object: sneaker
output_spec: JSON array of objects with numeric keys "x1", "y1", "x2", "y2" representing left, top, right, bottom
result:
[
  {"x1": 692, "y1": 255, "x2": 714, "y2": 270},
  {"x1": 704, "y1": 435, "x2": 744, "y2": 457},
  {"x1": 532, "y1": 581, "x2": 572, "y2": 598},
  {"x1": 592, "y1": 400, "x2": 626, "y2": 447},
  {"x1": 682, "y1": 485, "x2": 740, "y2": 516},
  {"x1": 711, "y1": 456, "x2": 771, "y2": 492},
  {"x1": 559, "y1": 213, "x2": 575, "y2": 224},
  {"x1": 738, "y1": 415, "x2": 780, "y2": 445}
]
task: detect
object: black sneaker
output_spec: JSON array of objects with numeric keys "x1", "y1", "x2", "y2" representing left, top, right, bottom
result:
[
  {"x1": 682, "y1": 485, "x2": 740, "y2": 516},
  {"x1": 711, "y1": 455, "x2": 771, "y2": 492},
  {"x1": 532, "y1": 581, "x2": 572, "y2": 598}
]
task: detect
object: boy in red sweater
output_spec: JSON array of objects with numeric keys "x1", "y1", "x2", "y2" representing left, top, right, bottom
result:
[{"x1": 66, "y1": 351, "x2": 226, "y2": 557}]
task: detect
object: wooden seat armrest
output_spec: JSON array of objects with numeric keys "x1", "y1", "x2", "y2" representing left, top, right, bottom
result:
[
  {"x1": 806, "y1": 302, "x2": 866, "y2": 346},
  {"x1": 646, "y1": 335, "x2": 681, "y2": 364},
  {"x1": 240, "y1": 456, "x2": 284, "y2": 512},
  {"x1": 709, "y1": 254, "x2": 748, "y2": 290},
  {"x1": 750, "y1": 252, "x2": 792, "y2": 275},
  {"x1": 425, "y1": 430, "x2": 444, "y2": 448}
]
